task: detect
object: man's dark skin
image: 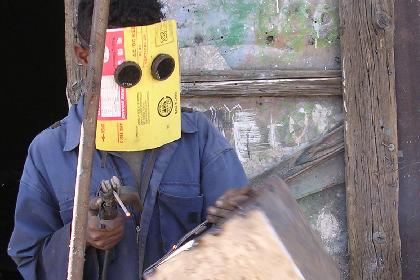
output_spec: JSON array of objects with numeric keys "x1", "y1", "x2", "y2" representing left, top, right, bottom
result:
[{"x1": 74, "y1": 45, "x2": 253, "y2": 251}]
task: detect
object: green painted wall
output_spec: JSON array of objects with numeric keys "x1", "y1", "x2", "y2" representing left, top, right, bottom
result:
[{"x1": 162, "y1": 0, "x2": 340, "y2": 70}]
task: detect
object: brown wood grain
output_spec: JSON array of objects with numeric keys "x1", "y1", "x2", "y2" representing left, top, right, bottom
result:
[
  {"x1": 181, "y1": 73, "x2": 342, "y2": 97},
  {"x1": 339, "y1": 0, "x2": 402, "y2": 279},
  {"x1": 64, "y1": 0, "x2": 75, "y2": 104},
  {"x1": 64, "y1": 0, "x2": 85, "y2": 105},
  {"x1": 64, "y1": 0, "x2": 87, "y2": 105},
  {"x1": 182, "y1": 70, "x2": 342, "y2": 82}
]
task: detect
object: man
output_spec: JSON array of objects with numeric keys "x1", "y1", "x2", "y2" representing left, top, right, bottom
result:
[{"x1": 7, "y1": 0, "x2": 250, "y2": 279}]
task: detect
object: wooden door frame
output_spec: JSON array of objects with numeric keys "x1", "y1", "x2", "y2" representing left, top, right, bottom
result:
[{"x1": 339, "y1": 0, "x2": 402, "y2": 279}]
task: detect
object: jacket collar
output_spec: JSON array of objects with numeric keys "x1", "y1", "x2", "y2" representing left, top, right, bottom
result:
[
  {"x1": 63, "y1": 95, "x2": 197, "y2": 152},
  {"x1": 63, "y1": 97, "x2": 84, "y2": 152}
]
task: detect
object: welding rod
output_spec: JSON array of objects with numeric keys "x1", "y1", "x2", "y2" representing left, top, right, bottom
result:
[{"x1": 113, "y1": 191, "x2": 131, "y2": 217}]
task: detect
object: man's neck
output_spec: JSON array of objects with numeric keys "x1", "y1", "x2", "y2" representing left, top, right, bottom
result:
[{"x1": 119, "y1": 151, "x2": 145, "y2": 188}]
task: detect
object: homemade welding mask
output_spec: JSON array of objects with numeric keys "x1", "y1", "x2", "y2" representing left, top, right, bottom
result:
[{"x1": 96, "y1": 20, "x2": 181, "y2": 151}]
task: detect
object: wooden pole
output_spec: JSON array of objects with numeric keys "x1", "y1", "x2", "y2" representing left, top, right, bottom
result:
[
  {"x1": 64, "y1": 0, "x2": 76, "y2": 106},
  {"x1": 64, "y1": 0, "x2": 85, "y2": 105},
  {"x1": 67, "y1": 0, "x2": 110, "y2": 279},
  {"x1": 339, "y1": 0, "x2": 402, "y2": 279}
]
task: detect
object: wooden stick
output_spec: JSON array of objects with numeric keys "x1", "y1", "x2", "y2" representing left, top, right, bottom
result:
[
  {"x1": 67, "y1": 0, "x2": 110, "y2": 279},
  {"x1": 64, "y1": 0, "x2": 76, "y2": 105}
]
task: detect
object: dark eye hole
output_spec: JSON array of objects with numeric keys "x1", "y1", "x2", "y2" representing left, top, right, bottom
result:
[
  {"x1": 151, "y1": 54, "x2": 175, "y2": 81},
  {"x1": 114, "y1": 61, "x2": 142, "y2": 88}
]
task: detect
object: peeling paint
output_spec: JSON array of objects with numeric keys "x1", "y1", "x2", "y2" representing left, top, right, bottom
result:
[
  {"x1": 232, "y1": 110, "x2": 262, "y2": 162},
  {"x1": 312, "y1": 4, "x2": 323, "y2": 48},
  {"x1": 317, "y1": 206, "x2": 340, "y2": 253},
  {"x1": 289, "y1": 107, "x2": 309, "y2": 146},
  {"x1": 179, "y1": 46, "x2": 231, "y2": 71},
  {"x1": 312, "y1": 104, "x2": 331, "y2": 133},
  {"x1": 161, "y1": 0, "x2": 340, "y2": 70},
  {"x1": 268, "y1": 114, "x2": 284, "y2": 149}
]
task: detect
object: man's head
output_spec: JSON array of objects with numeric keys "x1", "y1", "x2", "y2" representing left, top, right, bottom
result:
[{"x1": 76, "y1": 0, "x2": 163, "y2": 62}]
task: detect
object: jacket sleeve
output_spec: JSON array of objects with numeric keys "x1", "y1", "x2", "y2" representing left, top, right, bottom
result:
[
  {"x1": 8, "y1": 145, "x2": 71, "y2": 280},
  {"x1": 197, "y1": 112, "x2": 249, "y2": 209}
]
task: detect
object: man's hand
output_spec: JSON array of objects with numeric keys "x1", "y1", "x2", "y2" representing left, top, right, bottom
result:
[
  {"x1": 86, "y1": 197, "x2": 125, "y2": 251},
  {"x1": 207, "y1": 186, "x2": 253, "y2": 224}
]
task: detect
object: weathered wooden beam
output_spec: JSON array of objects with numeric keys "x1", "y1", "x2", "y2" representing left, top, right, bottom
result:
[
  {"x1": 64, "y1": 0, "x2": 85, "y2": 105},
  {"x1": 289, "y1": 154, "x2": 345, "y2": 200},
  {"x1": 181, "y1": 74, "x2": 342, "y2": 98},
  {"x1": 182, "y1": 70, "x2": 342, "y2": 82},
  {"x1": 250, "y1": 123, "x2": 344, "y2": 190},
  {"x1": 64, "y1": 0, "x2": 76, "y2": 105},
  {"x1": 181, "y1": 71, "x2": 342, "y2": 97},
  {"x1": 339, "y1": 0, "x2": 402, "y2": 279}
]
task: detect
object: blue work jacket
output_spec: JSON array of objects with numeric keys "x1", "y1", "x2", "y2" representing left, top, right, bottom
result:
[{"x1": 8, "y1": 99, "x2": 248, "y2": 280}]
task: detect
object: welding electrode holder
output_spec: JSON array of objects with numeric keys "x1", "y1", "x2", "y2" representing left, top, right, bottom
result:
[
  {"x1": 97, "y1": 177, "x2": 142, "y2": 280},
  {"x1": 97, "y1": 182, "x2": 119, "y2": 223}
]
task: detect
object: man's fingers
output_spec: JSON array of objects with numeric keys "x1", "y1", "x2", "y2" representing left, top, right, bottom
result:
[
  {"x1": 97, "y1": 233, "x2": 124, "y2": 250},
  {"x1": 214, "y1": 194, "x2": 250, "y2": 210},
  {"x1": 207, "y1": 206, "x2": 231, "y2": 219},
  {"x1": 102, "y1": 180, "x2": 113, "y2": 192},
  {"x1": 88, "y1": 222, "x2": 123, "y2": 238},
  {"x1": 110, "y1": 176, "x2": 121, "y2": 191},
  {"x1": 89, "y1": 197, "x2": 103, "y2": 215},
  {"x1": 207, "y1": 187, "x2": 253, "y2": 224},
  {"x1": 89, "y1": 227, "x2": 123, "y2": 242},
  {"x1": 88, "y1": 221, "x2": 124, "y2": 247},
  {"x1": 214, "y1": 200, "x2": 235, "y2": 211},
  {"x1": 87, "y1": 215, "x2": 101, "y2": 230},
  {"x1": 100, "y1": 180, "x2": 107, "y2": 192},
  {"x1": 87, "y1": 213, "x2": 125, "y2": 248},
  {"x1": 227, "y1": 194, "x2": 250, "y2": 207},
  {"x1": 90, "y1": 229, "x2": 124, "y2": 250},
  {"x1": 234, "y1": 186, "x2": 253, "y2": 195},
  {"x1": 207, "y1": 206, "x2": 240, "y2": 224},
  {"x1": 207, "y1": 214, "x2": 221, "y2": 224},
  {"x1": 217, "y1": 186, "x2": 253, "y2": 204},
  {"x1": 99, "y1": 214, "x2": 125, "y2": 231}
]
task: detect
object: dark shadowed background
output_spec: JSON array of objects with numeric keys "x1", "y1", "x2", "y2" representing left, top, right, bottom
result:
[{"x1": 0, "y1": 1, "x2": 68, "y2": 279}]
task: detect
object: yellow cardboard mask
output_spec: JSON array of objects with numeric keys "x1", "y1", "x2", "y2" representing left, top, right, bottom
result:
[{"x1": 96, "y1": 20, "x2": 181, "y2": 151}]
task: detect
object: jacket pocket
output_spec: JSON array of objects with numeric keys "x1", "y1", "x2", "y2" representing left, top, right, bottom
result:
[
  {"x1": 59, "y1": 198, "x2": 74, "y2": 224},
  {"x1": 158, "y1": 190, "x2": 203, "y2": 253}
]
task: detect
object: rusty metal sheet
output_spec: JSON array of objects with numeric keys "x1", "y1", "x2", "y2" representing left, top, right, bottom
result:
[
  {"x1": 395, "y1": 1, "x2": 420, "y2": 279},
  {"x1": 162, "y1": 0, "x2": 340, "y2": 71}
]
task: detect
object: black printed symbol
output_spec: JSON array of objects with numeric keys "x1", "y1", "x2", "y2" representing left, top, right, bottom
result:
[
  {"x1": 160, "y1": 31, "x2": 168, "y2": 43},
  {"x1": 157, "y1": 96, "x2": 173, "y2": 117}
]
